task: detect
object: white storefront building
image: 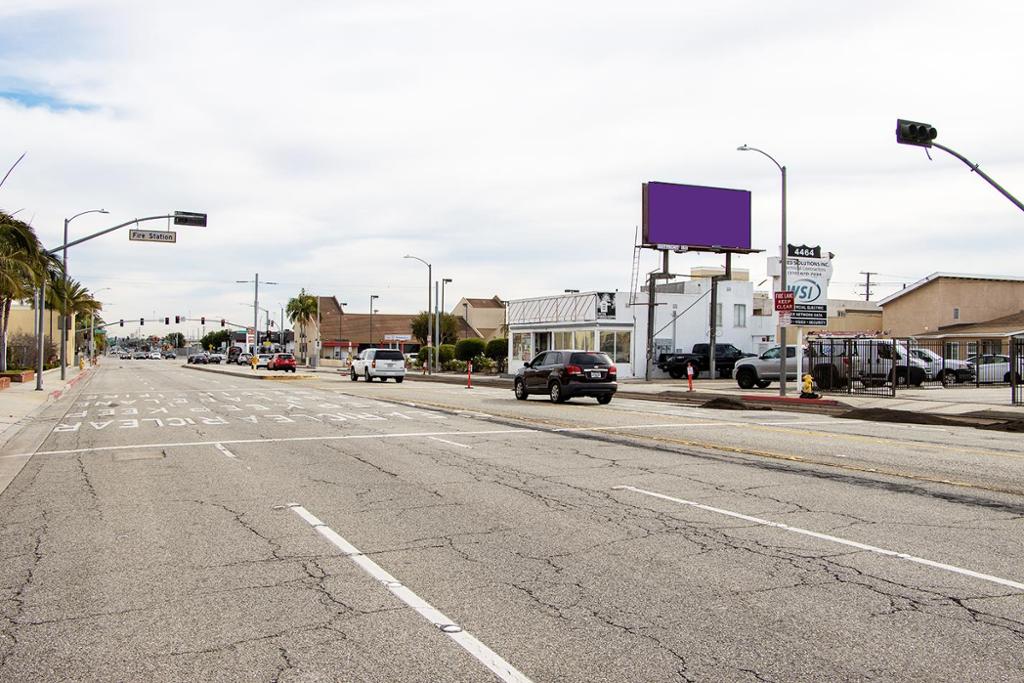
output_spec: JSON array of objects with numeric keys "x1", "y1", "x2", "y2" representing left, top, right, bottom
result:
[{"x1": 507, "y1": 268, "x2": 777, "y2": 379}]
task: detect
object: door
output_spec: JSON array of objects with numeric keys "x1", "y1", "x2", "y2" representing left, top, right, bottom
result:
[{"x1": 525, "y1": 352, "x2": 551, "y2": 390}]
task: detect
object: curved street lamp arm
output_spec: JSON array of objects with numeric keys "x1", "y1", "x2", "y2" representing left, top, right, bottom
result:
[
  {"x1": 930, "y1": 142, "x2": 1024, "y2": 213},
  {"x1": 737, "y1": 145, "x2": 783, "y2": 173},
  {"x1": 68, "y1": 208, "x2": 108, "y2": 223}
]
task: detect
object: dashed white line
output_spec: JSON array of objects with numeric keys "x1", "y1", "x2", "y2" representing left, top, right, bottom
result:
[
  {"x1": 427, "y1": 436, "x2": 471, "y2": 449},
  {"x1": 613, "y1": 485, "x2": 1024, "y2": 592},
  {"x1": 214, "y1": 442, "x2": 237, "y2": 459},
  {"x1": 287, "y1": 504, "x2": 533, "y2": 683}
]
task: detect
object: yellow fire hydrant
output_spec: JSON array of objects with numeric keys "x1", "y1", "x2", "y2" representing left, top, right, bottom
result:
[{"x1": 800, "y1": 373, "x2": 819, "y2": 399}]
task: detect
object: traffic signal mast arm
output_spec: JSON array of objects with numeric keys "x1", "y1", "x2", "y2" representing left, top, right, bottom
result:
[
  {"x1": 47, "y1": 215, "x2": 177, "y2": 253},
  {"x1": 896, "y1": 118, "x2": 1024, "y2": 214}
]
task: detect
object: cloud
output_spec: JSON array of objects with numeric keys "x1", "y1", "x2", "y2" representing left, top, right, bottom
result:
[{"x1": 1, "y1": 0, "x2": 1023, "y2": 332}]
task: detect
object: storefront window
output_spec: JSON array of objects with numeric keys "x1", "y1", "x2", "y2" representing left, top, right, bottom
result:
[
  {"x1": 600, "y1": 331, "x2": 615, "y2": 356},
  {"x1": 573, "y1": 330, "x2": 594, "y2": 351},
  {"x1": 615, "y1": 331, "x2": 631, "y2": 363},
  {"x1": 554, "y1": 331, "x2": 572, "y2": 349},
  {"x1": 512, "y1": 333, "x2": 533, "y2": 361}
]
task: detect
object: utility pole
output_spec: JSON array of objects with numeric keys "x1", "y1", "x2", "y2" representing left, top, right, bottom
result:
[
  {"x1": 859, "y1": 271, "x2": 877, "y2": 301},
  {"x1": 237, "y1": 274, "x2": 276, "y2": 353}
]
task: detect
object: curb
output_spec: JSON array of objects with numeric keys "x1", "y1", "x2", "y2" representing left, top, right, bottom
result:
[
  {"x1": 48, "y1": 367, "x2": 93, "y2": 401},
  {"x1": 182, "y1": 365, "x2": 314, "y2": 381}
]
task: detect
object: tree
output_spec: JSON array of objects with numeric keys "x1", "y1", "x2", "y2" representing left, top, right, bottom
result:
[
  {"x1": 163, "y1": 332, "x2": 186, "y2": 348},
  {"x1": 286, "y1": 289, "x2": 318, "y2": 363},
  {"x1": 485, "y1": 338, "x2": 508, "y2": 372},
  {"x1": 199, "y1": 329, "x2": 232, "y2": 351},
  {"x1": 0, "y1": 212, "x2": 61, "y2": 372},
  {"x1": 455, "y1": 338, "x2": 485, "y2": 361},
  {"x1": 410, "y1": 312, "x2": 460, "y2": 345}
]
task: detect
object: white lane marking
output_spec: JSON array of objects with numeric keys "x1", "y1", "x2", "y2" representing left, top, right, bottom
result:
[
  {"x1": 214, "y1": 443, "x2": 237, "y2": 459},
  {"x1": 13, "y1": 428, "x2": 536, "y2": 458},
  {"x1": 288, "y1": 505, "x2": 533, "y2": 683},
  {"x1": 0, "y1": 453, "x2": 32, "y2": 460},
  {"x1": 613, "y1": 485, "x2": 1024, "y2": 592},
  {"x1": 428, "y1": 436, "x2": 471, "y2": 449}
]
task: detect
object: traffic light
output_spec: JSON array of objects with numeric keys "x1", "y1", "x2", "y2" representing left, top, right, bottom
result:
[
  {"x1": 201, "y1": 316, "x2": 205, "y2": 325},
  {"x1": 175, "y1": 316, "x2": 180, "y2": 324},
  {"x1": 119, "y1": 319, "x2": 124, "y2": 327},
  {"x1": 165, "y1": 317, "x2": 170, "y2": 325},
  {"x1": 140, "y1": 318, "x2": 145, "y2": 326},
  {"x1": 896, "y1": 119, "x2": 937, "y2": 147},
  {"x1": 220, "y1": 319, "x2": 225, "y2": 327}
]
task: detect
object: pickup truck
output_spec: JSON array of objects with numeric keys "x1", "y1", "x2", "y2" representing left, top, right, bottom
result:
[{"x1": 656, "y1": 343, "x2": 755, "y2": 379}]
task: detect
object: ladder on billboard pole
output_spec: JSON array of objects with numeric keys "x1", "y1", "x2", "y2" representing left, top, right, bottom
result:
[{"x1": 628, "y1": 226, "x2": 642, "y2": 306}]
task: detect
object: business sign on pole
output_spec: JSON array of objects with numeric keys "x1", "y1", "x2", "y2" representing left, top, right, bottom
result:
[
  {"x1": 785, "y1": 248, "x2": 831, "y2": 327},
  {"x1": 245, "y1": 327, "x2": 255, "y2": 346},
  {"x1": 596, "y1": 292, "x2": 616, "y2": 319},
  {"x1": 384, "y1": 334, "x2": 412, "y2": 341},
  {"x1": 129, "y1": 229, "x2": 176, "y2": 243}
]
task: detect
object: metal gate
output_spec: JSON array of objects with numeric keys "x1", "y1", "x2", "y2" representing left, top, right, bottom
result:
[{"x1": 1012, "y1": 336, "x2": 1024, "y2": 406}]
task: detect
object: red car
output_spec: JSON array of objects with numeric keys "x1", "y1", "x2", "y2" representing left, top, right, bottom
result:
[{"x1": 267, "y1": 353, "x2": 297, "y2": 372}]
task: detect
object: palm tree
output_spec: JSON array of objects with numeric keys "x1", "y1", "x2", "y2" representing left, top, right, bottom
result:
[
  {"x1": 0, "y1": 211, "x2": 60, "y2": 372},
  {"x1": 286, "y1": 289, "x2": 318, "y2": 363}
]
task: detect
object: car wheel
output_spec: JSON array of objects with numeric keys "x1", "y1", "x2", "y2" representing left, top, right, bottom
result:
[
  {"x1": 380, "y1": 377, "x2": 388, "y2": 382},
  {"x1": 514, "y1": 379, "x2": 528, "y2": 400},
  {"x1": 365, "y1": 369, "x2": 373, "y2": 382},
  {"x1": 596, "y1": 394, "x2": 612, "y2": 405},
  {"x1": 350, "y1": 369, "x2": 358, "y2": 381},
  {"x1": 549, "y1": 381, "x2": 566, "y2": 403},
  {"x1": 755, "y1": 379, "x2": 772, "y2": 389},
  {"x1": 735, "y1": 368, "x2": 756, "y2": 390},
  {"x1": 395, "y1": 377, "x2": 404, "y2": 383},
  {"x1": 668, "y1": 368, "x2": 683, "y2": 380}
]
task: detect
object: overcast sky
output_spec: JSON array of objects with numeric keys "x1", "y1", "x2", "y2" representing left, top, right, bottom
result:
[{"x1": 2, "y1": 1, "x2": 1022, "y2": 337}]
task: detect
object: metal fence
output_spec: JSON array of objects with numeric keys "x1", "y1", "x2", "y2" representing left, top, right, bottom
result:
[{"x1": 805, "y1": 337, "x2": 1022, "y2": 398}]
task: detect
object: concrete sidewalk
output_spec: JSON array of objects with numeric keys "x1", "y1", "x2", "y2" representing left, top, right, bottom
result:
[{"x1": 0, "y1": 364, "x2": 94, "y2": 494}]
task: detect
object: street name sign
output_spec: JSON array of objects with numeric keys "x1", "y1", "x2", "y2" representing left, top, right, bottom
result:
[
  {"x1": 173, "y1": 211, "x2": 207, "y2": 227},
  {"x1": 129, "y1": 229, "x2": 176, "y2": 243}
]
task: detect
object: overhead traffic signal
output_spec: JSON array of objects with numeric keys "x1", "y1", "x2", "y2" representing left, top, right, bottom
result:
[
  {"x1": 896, "y1": 119, "x2": 937, "y2": 147},
  {"x1": 220, "y1": 319, "x2": 225, "y2": 327},
  {"x1": 140, "y1": 318, "x2": 145, "y2": 326},
  {"x1": 201, "y1": 316, "x2": 205, "y2": 325},
  {"x1": 175, "y1": 315, "x2": 180, "y2": 324},
  {"x1": 119, "y1": 319, "x2": 124, "y2": 327},
  {"x1": 165, "y1": 317, "x2": 170, "y2": 325}
]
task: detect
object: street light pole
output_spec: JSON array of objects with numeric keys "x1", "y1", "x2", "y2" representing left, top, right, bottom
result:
[
  {"x1": 403, "y1": 255, "x2": 433, "y2": 373},
  {"x1": 59, "y1": 208, "x2": 108, "y2": 379},
  {"x1": 237, "y1": 274, "x2": 276, "y2": 353},
  {"x1": 738, "y1": 144, "x2": 788, "y2": 396},
  {"x1": 441, "y1": 277, "x2": 452, "y2": 339},
  {"x1": 369, "y1": 295, "x2": 379, "y2": 348}
]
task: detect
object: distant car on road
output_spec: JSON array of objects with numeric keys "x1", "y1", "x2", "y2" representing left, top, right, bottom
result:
[
  {"x1": 514, "y1": 349, "x2": 617, "y2": 404},
  {"x1": 132, "y1": 351, "x2": 147, "y2": 360},
  {"x1": 207, "y1": 353, "x2": 226, "y2": 364},
  {"x1": 163, "y1": 351, "x2": 177, "y2": 359},
  {"x1": 187, "y1": 353, "x2": 209, "y2": 364},
  {"x1": 236, "y1": 353, "x2": 252, "y2": 366},
  {"x1": 148, "y1": 351, "x2": 161, "y2": 360},
  {"x1": 256, "y1": 354, "x2": 273, "y2": 369},
  {"x1": 350, "y1": 348, "x2": 406, "y2": 382},
  {"x1": 267, "y1": 353, "x2": 297, "y2": 372}
]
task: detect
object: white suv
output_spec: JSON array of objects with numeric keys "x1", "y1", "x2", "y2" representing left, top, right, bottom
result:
[{"x1": 350, "y1": 348, "x2": 406, "y2": 382}]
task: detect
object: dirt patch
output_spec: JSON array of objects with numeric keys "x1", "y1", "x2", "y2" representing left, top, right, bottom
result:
[
  {"x1": 838, "y1": 407, "x2": 1024, "y2": 433},
  {"x1": 700, "y1": 397, "x2": 771, "y2": 411}
]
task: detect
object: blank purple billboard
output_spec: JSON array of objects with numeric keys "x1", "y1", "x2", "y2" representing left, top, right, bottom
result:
[{"x1": 642, "y1": 182, "x2": 751, "y2": 250}]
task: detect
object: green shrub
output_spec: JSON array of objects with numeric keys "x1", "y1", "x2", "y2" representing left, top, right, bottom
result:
[
  {"x1": 438, "y1": 344, "x2": 456, "y2": 364},
  {"x1": 485, "y1": 338, "x2": 508, "y2": 361},
  {"x1": 455, "y1": 338, "x2": 485, "y2": 361},
  {"x1": 417, "y1": 346, "x2": 433, "y2": 364},
  {"x1": 443, "y1": 359, "x2": 467, "y2": 373},
  {"x1": 471, "y1": 355, "x2": 496, "y2": 373}
]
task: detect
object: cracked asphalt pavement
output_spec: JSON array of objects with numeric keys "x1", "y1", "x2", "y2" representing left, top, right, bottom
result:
[{"x1": 1, "y1": 361, "x2": 1022, "y2": 681}]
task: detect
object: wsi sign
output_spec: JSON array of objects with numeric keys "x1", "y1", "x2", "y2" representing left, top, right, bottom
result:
[{"x1": 784, "y1": 247, "x2": 831, "y2": 327}]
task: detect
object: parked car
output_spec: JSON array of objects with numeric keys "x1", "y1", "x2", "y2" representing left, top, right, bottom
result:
[
  {"x1": 350, "y1": 348, "x2": 406, "y2": 382},
  {"x1": 207, "y1": 353, "x2": 226, "y2": 364},
  {"x1": 236, "y1": 353, "x2": 252, "y2": 365},
  {"x1": 267, "y1": 353, "x2": 297, "y2": 372},
  {"x1": 132, "y1": 351, "x2": 147, "y2": 360},
  {"x1": 256, "y1": 353, "x2": 273, "y2": 369},
  {"x1": 188, "y1": 353, "x2": 209, "y2": 364},
  {"x1": 514, "y1": 349, "x2": 617, "y2": 404},
  {"x1": 966, "y1": 354, "x2": 1024, "y2": 383},
  {"x1": 907, "y1": 347, "x2": 974, "y2": 384},
  {"x1": 162, "y1": 351, "x2": 177, "y2": 359},
  {"x1": 808, "y1": 339, "x2": 929, "y2": 388},
  {"x1": 733, "y1": 346, "x2": 807, "y2": 389}
]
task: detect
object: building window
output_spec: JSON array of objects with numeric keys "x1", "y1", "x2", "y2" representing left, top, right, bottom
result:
[
  {"x1": 953, "y1": 307, "x2": 960, "y2": 320},
  {"x1": 715, "y1": 303, "x2": 723, "y2": 328},
  {"x1": 945, "y1": 342, "x2": 959, "y2": 360},
  {"x1": 572, "y1": 330, "x2": 594, "y2": 351},
  {"x1": 554, "y1": 331, "x2": 572, "y2": 349},
  {"x1": 734, "y1": 304, "x2": 746, "y2": 328},
  {"x1": 599, "y1": 331, "x2": 632, "y2": 364},
  {"x1": 512, "y1": 333, "x2": 533, "y2": 361}
]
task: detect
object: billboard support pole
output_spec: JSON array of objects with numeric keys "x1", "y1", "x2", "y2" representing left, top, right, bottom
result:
[
  {"x1": 779, "y1": 165, "x2": 788, "y2": 397},
  {"x1": 709, "y1": 276, "x2": 718, "y2": 380},
  {"x1": 644, "y1": 250, "x2": 671, "y2": 382}
]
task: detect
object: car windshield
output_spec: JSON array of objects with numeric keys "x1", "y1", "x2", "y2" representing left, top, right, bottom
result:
[
  {"x1": 569, "y1": 352, "x2": 613, "y2": 366},
  {"x1": 375, "y1": 350, "x2": 405, "y2": 360}
]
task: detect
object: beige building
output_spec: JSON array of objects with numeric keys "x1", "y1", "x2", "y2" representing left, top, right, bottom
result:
[
  {"x1": 826, "y1": 299, "x2": 882, "y2": 334},
  {"x1": 451, "y1": 296, "x2": 505, "y2": 342},
  {"x1": 878, "y1": 273, "x2": 1024, "y2": 336},
  {"x1": 5, "y1": 300, "x2": 75, "y2": 369}
]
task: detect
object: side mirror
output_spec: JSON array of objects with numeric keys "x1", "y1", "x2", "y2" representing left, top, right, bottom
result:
[{"x1": 523, "y1": 361, "x2": 531, "y2": 368}]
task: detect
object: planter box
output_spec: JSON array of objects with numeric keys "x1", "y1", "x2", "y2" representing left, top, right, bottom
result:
[
  {"x1": 0, "y1": 377, "x2": 10, "y2": 391},
  {"x1": 0, "y1": 370, "x2": 35, "y2": 383}
]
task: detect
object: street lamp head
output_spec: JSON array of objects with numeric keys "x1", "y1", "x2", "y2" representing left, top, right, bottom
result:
[
  {"x1": 443, "y1": 278, "x2": 452, "y2": 284},
  {"x1": 737, "y1": 144, "x2": 749, "y2": 151}
]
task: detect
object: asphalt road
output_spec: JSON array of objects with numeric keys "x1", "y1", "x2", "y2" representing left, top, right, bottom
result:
[{"x1": 1, "y1": 361, "x2": 1022, "y2": 682}]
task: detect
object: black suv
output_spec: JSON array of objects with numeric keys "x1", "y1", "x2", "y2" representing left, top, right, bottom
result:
[{"x1": 514, "y1": 349, "x2": 618, "y2": 404}]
